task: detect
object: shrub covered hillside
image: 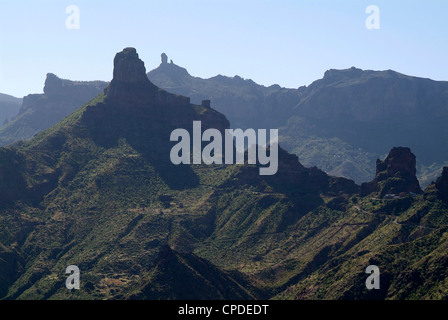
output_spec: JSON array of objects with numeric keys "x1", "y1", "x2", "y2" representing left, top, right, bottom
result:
[{"x1": 0, "y1": 48, "x2": 447, "y2": 300}]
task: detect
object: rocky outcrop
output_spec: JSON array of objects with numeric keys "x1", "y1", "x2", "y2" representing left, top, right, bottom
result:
[
  {"x1": 435, "y1": 167, "x2": 448, "y2": 201},
  {"x1": 111, "y1": 47, "x2": 151, "y2": 84},
  {"x1": 149, "y1": 60, "x2": 448, "y2": 186},
  {"x1": 361, "y1": 147, "x2": 422, "y2": 197},
  {"x1": 82, "y1": 48, "x2": 230, "y2": 159},
  {"x1": 161, "y1": 53, "x2": 168, "y2": 65},
  {"x1": 229, "y1": 145, "x2": 359, "y2": 198},
  {"x1": 148, "y1": 53, "x2": 191, "y2": 89},
  {"x1": 104, "y1": 47, "x2": 159, "y2": 103}
]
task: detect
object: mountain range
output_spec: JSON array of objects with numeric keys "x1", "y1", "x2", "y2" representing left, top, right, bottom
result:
[
  {"x1": 0, "y1": 48, "x2": 448, "y2": 300},
  {"x1": 148, "y1": 55, "x2": 448, "y2": 186}
]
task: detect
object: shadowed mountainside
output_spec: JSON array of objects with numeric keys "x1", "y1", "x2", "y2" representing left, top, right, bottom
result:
[{"x1": 0, "y1": 49, "x2": 448, "y2": 300}]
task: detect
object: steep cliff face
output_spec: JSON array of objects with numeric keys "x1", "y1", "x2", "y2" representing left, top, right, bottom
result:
[
  {"x1": 82, "y1": 48, "x2": 229, "y2": 155},
  {"x1": 361, "y1": 147, "x2": 422, "y2": 197},
  {"x1": 104, "y1": 47, "x2": 159, "y2": 103},
  {"x1": 435, "y1": 167, "x2": 448, "y2": 202}
]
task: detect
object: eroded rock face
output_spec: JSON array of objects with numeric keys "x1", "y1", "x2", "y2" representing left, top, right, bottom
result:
[
  {"x1": 378, "y1": 147, "x2": 417, "y2": 178},
  {"x1": 43, "y1": 73, "x2": 63, "y2": 96},
  {"x1": 104, "y1": 48, "x2": 160, "y2": 103},
  {"x1": 435, "y1": 167, "x2": 448, "y2": 201},
  {"x1": 361, "y1": 147, "x2": 422, "y2": 197},
  {"x1": 112, "y1": 47, "x2": 150, "y2": 83},
  {"x1": 82, "y1": 48, "x2": 230, "y2": 156}
]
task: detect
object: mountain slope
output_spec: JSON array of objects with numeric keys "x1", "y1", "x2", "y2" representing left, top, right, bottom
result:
[
  {"x1": 125, "y1": 245, "x2": 261, "y2": 300},
  {"x1": 282, "y1": 67, "x2": 448, "y2": 186},
  {"x1": 274, "y1": 155, "x2": 448, "y2": 300},
  {"x1": 0, "y1": 47, "x2": 242, "y2": 299},
  {"x1": 1, "y1": 48, "x2": 448, "y2": 301},
  {"x1": 0, "y1": 47, "x2": 357, "y2": 300}
]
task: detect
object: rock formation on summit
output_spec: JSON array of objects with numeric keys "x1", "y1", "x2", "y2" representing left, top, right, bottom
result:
[
  {"x1": 111, "y1": 47, "x2": 151, "y2": 83},
  {"x1": 161, "y1": 53, "x2": 168, "y2": 65},
  {"x1": 83, "y1": 47, "x2": 229, "y2": 156},
  {"x1": 361, "y1": 147, "x2": 422, "y2": 197},
  {"x1": 104, "y1": 47, "x2": 159, "y2": 102}
]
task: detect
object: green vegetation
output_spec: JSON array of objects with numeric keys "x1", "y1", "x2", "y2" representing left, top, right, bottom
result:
[{"x1": 1, "y1": 50, "x2": 448, "y2": 300}]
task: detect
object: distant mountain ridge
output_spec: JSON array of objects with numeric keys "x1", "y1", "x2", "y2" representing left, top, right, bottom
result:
[
  {"x1": 282, "y1": 67, "x2": 448, "y2": 186},
  {"x1": 0, "y1": 93, "x2": 22, "y2": 126},
  {"x1": 0, "y1": 74, "x2": 108, "y2": 147},
  {"x1": 1, "y1": 53, "x2": 447, "y2": 186},
  {"x1": 147, "y1": 54, "x2": 300, "y2": 130},
  {"x1": 148, "y1": 56, "x2": 448, "y2": 186}
]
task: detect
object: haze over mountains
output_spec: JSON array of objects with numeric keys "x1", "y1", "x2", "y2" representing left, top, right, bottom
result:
[
  {"x1": 1, "y1": 53, "x2": 447, "y2": 187},
  {"x1": 0, "y1": 93, "x2": 22, "y2": 126},
  {"x1": 1, "y1": 48, "x2": 448, "y2": 300},
  {"x1": 148, "y1": 54, "x2": 448, "y2": 186}
]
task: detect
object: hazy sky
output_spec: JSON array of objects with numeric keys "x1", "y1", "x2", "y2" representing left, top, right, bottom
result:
[{"x1": 0, "y1": 0, "x2": 447, "y2": 97}]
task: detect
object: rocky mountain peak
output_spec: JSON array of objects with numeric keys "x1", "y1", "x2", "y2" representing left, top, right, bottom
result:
[
  {"x1": 112, "y1": 47, "x2": 150, "y2": 83},
  {"x1": 43, "y1": 73, "x2": 63, "y2": 96},
  {"x1": 105, "y1": 47, "x2": 159, "y2": 101},
  {"x1": 161, "y1": 53, "x2": 168, "y2": 65},
  {"x1": 361, "y1": 147, "x2": 422, "y2": 197},
  {"x1": 81, "y1": 48, "x2": 229, "y2": 152},
  {"x1": 377, "y1": 147, "x2": 417, "y2": 178},
  {"x1": 146, "y1": 52, "x2": 190, "y2": 85}
]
